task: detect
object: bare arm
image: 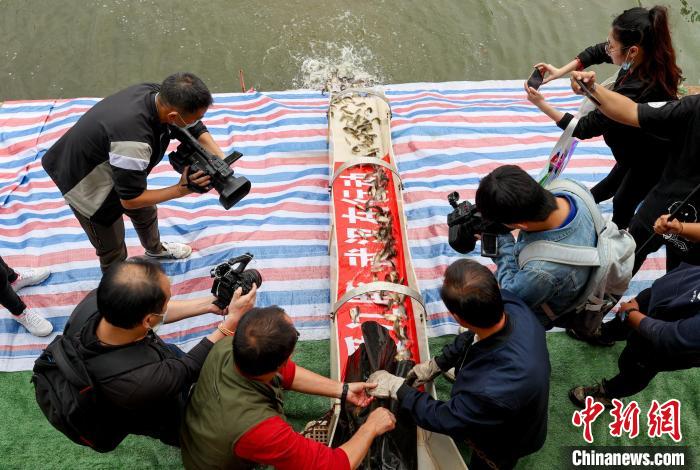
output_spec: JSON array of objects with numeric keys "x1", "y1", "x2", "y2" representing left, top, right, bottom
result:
[
  {"x1": 164, "y1": 295, "x2": 224, "y2": 323},
  {"x1": 198, "y1": 131, "x2": 225, "y2": 158},
  {"x1": 570, "y1": 71, "x2": 640, "y2": 127},
  {"x1": 524, "y1": 83, "x2": 564, "y2": 122},
  {"x1": 340, "y1": 408, "x2": 396, "y2": 469},
  {"x1": 537, "y1": 59, "x2": 581, "y2": 85},
  {"x1": 654, "y1": 215, "x2": 700, "y2": 243},
  {"x1": 290, "y1": 365, "x2": 343, "y2": 397}
]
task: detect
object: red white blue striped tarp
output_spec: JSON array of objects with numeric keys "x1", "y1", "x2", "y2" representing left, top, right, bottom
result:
[{"x1": 0, "y1": 80, "x2": 665, "y2": 371}]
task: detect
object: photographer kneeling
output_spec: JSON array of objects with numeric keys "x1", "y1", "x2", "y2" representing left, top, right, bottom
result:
[
  {"x1": 180, "y1": 306, "x2": 396, "y2": 470},
  {"x1": 475, "y1": 165, "x2": 602, "y2": 338},
  {"x1": 35, "y1": 258, "x2": 256, "y2": 449}
]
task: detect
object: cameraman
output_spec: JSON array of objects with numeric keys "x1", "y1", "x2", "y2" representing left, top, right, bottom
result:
[
  {"x1": 56, "y1": 258, "x2": 256, "y2": 447},
  {"x1": 474, "y1": 165, "x2": 598, "y2": 332},
  {"x1": 42, "y1": 72, "x2": 226, "y2": 272}
]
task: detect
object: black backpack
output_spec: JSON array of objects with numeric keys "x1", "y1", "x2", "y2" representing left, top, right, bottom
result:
[{"x1": 31, "y1": 332, "x2": 158, "y2": 452}]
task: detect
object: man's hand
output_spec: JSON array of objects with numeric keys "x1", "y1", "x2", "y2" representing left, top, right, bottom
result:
[
  {"x1": 570, "y1": 71, "x2": 597, "y2": 96},
  {"x1": 367, "y1": 371, "x2": 404, "y2": 400},
  {"x1": 618, "y1": 298, "x2": 639, "y2": 313},
  {"x1": 363, "y1": 408, "x2": 396, "y2": 437},
  {"x1": 178, "y1": 166, "x2": 211, "y2": 195},
  {"x1": 654, "y1": 214, "x2": 683, "y2": 235},
  {"x1": 346, "y1": 382, "x2": 376, "y2": 407},
  {"x1": 405, "y1": 358, "x2": 442, "y2": 388},
  {"x1": 227, "y1": 284, "x2": 257, "y2": 323}
]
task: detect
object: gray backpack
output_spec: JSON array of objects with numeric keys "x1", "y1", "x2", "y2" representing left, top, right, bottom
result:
[{"x1": 517, "y1": 179, "x2": 636, "y2": 333}]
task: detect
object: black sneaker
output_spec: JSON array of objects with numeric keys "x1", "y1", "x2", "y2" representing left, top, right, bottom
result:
[
  {"x1": 569, "y1": 382, "x2": 613, "y2": 409},
  {"x1": 566, "y1": 328, "x2": 615, "y2": 347}
]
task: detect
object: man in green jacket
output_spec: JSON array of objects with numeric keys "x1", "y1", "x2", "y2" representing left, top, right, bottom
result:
[{"x1": 180, "y1": 306, "x2": 396, "y2": 470}]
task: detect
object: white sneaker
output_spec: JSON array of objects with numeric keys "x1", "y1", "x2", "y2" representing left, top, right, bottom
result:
[
  {"x1": 14, "y1": 310, "x2": 53, "y2": 337},
  {"x1": 145, "y1": 241, "x2": 192, "y2": 260},
  {"x1": 11, "y1": 267, "x2": 50, "y2": 292}
]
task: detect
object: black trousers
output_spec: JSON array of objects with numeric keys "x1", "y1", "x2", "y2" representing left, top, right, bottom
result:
[
  {"x1": 604, "y1": 325, "x2": 700, "y2": 398},
  {"x1": 0, "y1": 256, "x2": 25, "y2": 316},
  {"x1": 590, "y1": 163, "x2": 662, "y2": 230}
]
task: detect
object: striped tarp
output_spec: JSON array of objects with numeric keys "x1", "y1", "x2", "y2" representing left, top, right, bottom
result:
[{"x1": 0, "y1": 80, "x2": 665, "y2": 371}]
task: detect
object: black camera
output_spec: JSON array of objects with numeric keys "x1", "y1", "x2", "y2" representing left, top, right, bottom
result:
[
  {"x1": 446, "y1": 191, "x2": 509, "y2": 256},
  {"x1": 211, "y1": 253, "x2": 262, "y2": 309},
  {"x1": 169, "y1": 125, "x2": 251, "y2": 210}
]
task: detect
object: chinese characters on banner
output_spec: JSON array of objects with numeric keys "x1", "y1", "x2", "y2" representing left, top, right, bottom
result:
[
  {"x1": 572, "y1": 398, "x2": 682, "y2": 443},
  {"x1": 332, "y1": 162, "x2": 421, "y2": 379}
]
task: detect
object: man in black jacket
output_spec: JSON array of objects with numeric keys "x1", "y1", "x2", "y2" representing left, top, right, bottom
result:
[
  {"x1": 62, "y1": 257, "x2": 256, "y2": 447},
  {"x1": 42, "y1": 72, "x2": 227, "y2": 272},
  {"x1": 368, "y1": 259, "x2": 551, "y2": 470}
]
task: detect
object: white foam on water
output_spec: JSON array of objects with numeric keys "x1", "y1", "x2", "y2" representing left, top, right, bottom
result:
[{"x1": 292, "y1": 41, "x2": 385, "y2": 91}]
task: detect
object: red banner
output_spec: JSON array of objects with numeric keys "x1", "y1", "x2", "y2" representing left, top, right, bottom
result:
[{"x1": 332, "y1": 156, "x2": 421, "y2": 379}]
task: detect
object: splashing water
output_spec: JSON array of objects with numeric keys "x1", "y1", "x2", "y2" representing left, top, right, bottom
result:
[{"x1": 292, "y1": 42, "x2": 385, "y2": 91}]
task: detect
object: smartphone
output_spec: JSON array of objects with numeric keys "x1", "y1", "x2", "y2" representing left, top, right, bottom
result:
[
  {"x1": 527, "y1": 68, "x2": 544, "y2": 90},
  {"x1": 480, "y1": 233, "x2": 499, "y2": 258},
  {"x1": 574, "y1": 78, "x2": 602, "y2": 106}
]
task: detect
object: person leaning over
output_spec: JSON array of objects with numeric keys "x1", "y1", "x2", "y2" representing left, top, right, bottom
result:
[
  {"x1": 42, "y1": 72, "x2": 227, "y2": 272},
  {"x1": 527, "y1": 6, "x2": 682, "y2": 229},
  {"x1": 57, "y1": 258, "x2": 256, "y2": 447},
  {"x1": 368, "y1": 259, "x2": 550, "y2": 470},
  {"x1": 180, "y1": 306, "x2": 396, "y2": 470},
  {"x1": 474, "y1": 165, "x2": 599, "y2": 337}
]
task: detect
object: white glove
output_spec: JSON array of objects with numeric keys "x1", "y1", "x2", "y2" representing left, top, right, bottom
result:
[
  {"x1": 405, "y1": 358, "x2": 442, "y2": 388},
  {"x1": 367, "y1": 370, "x2": 405, "y2": 400}
]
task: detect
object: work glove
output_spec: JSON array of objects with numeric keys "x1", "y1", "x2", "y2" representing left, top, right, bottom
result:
[
  {"x1": 404, "y1": 358, "x2": 443, "y2": 388},
  {"x1": 367, "y1": 370, "x2": 405, "y2": 400}
]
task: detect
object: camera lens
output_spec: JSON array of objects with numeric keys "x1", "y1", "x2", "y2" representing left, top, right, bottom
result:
[{"x1": 240, "y1": 269, "x2": 263, "y2": 294}]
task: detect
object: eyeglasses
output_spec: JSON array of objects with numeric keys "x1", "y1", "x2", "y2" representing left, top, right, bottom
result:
[
  {"x1": 604, "y1": 39, "x2": 620, "y2": 55},
  {"x1": 605, "y1": 39, "x2": 631, "y2": 55}
]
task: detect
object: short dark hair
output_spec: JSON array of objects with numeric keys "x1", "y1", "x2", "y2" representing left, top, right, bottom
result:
[
  {"x1": 440, "y1": 259, "x2": 504, "y2": 328},
  {"x1": 97, "y1": 258, "x2": 167, "y2": 329},
  {"x1": 475, "y1": 165, "x2": 557, "y2": 224},
  {"x1": 233, "y1": 306, "x2": 299, "y2": 377},
  {"x1": 159, "y1": 72, "x2": 213, "y2": 114}
]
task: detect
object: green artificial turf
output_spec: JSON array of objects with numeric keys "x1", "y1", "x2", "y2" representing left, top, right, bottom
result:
[{"x1": 0, "y1": 333, "x2": 697, "y2": 469}]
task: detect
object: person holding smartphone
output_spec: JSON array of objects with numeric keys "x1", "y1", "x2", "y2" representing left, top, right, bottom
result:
[{"x1": 524, "y1": 6, "x2": 682, "y2": 230}]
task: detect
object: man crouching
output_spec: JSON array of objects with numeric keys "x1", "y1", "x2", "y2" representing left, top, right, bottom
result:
[{"x1": 180, "y1": 306, "x2": 396, "y2": 470}]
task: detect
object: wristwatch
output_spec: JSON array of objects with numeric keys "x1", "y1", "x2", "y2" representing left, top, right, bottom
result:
[{"x1": 619, "y1": 308, "x2": 639, "y2": 323}]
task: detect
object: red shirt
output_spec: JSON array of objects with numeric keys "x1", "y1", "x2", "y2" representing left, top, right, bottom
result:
[{"x1": 233, "y1": 360, "x2": 350, "y2": 470}]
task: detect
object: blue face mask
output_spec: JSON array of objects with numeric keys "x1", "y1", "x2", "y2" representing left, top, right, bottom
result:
[
  {"x1": 621, "y1": 50, "x2": 633, "y2": 71},
  {"x1": 176, "y1": 113, "x2": 199, "y2": 130}
]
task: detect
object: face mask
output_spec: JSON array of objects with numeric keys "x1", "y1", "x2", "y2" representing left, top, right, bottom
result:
[
  {"x1": 175, "y1": 113, "x2": 199, "y2": 130},
  {"x1": 150, "y1": 310, "x2": 168, "y2": 334}
]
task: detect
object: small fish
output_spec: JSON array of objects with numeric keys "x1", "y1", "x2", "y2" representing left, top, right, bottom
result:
[{"x1": 349, "y1": 307, "x2": 360, "y2": 324}]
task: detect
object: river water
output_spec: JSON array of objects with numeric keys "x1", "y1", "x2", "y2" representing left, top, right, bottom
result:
[{"x1": 1, "y1": 0, "x2": 698, "y2": 100}]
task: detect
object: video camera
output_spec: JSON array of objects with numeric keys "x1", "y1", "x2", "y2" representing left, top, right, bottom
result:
[
  {"x1": 211, "y1": 253, "x2": 262, "y2": 309},
  {"x1": 168, "y1": 125, "x2": 251, "y2": 210},
  {"x1": 446, "y1": 191, "x2": 509, "y2": 257}
]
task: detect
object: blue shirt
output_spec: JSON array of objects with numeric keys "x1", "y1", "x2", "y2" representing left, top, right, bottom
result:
[{"x1": 493, "y1": 181, "x2": 598, "y2": 327}]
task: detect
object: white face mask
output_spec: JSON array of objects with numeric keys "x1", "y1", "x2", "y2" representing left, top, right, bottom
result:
[{"x1": 151, "y1": 310, "x2": 168, "y2": 334}]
